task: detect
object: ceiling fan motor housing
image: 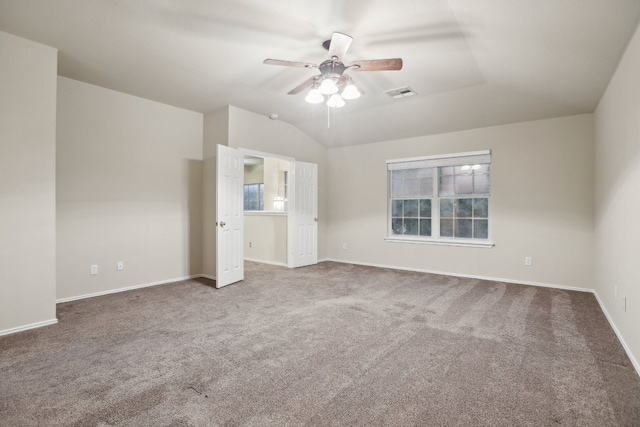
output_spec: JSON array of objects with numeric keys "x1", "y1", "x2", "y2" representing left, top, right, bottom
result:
[{"x1": 319, "y1": 59, "x2": 346, "y2": 76}]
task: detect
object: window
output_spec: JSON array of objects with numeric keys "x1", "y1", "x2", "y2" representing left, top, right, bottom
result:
[
  {"x1": 387, "y1": 150, "x2": 492, "y2": 247},
  {"x1": 243, "y1": 183, "x2": 264, "y2": 211}
]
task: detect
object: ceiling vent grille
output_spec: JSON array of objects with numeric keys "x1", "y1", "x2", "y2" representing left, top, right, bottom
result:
[{"x1": 384, "y1": 86, "x2": 417, "y2": 99}]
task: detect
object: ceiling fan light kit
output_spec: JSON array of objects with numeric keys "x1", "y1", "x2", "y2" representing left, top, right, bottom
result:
[
  {"x1": 327, "y1": 93, "x2": 346, "y2": 108},
  {"x1": 305, "y1": 89, "x2": 325, "y2": 104},
  {"x1": 341, "y1": 84, "x2": 361, "y2": 100},
  {"x1": 318, "y1": 78, "x2": 339, "y2": 95},
  {"x1": 264, "y1": 32, "x2": 402, "y2": 110}
]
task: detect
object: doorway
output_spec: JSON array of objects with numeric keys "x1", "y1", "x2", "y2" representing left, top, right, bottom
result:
[
  {"x1": 242, "y1": 152, "x2": 291, "y2": 267},
  {"x1": 215, "y1": 145, "x2": 318, "y2": 288}
]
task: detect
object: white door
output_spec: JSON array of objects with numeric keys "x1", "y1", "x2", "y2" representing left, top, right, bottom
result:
[
  {"x1": 216, "y1": 144, "x2": 244, "y2": 288},
  {"x1": 292, "y1": 161, "x2": 318, "y2": 267}
]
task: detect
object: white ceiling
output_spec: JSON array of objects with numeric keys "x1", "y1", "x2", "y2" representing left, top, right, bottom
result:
[{"x1": 2, "y1": 0, "x2": 640, "y2": 148}]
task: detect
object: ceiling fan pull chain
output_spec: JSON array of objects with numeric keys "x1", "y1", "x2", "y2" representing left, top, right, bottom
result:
[{"x1": 327, "y1": 104, "x2": 331, "y2": 128}]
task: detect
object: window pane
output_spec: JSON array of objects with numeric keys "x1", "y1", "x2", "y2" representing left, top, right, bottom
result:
[
  {"x1": 440, "y1": 199, "x2": 453, "y2": 217},
  {"x1": 419, "y1": 177, "x2": 433, "y2": 196},
  {"x1": 392, "y1": 177, "x2": 404, "y2": 198},
  {"x1": 455, "y1": 174, "x2": 473, "y2": 194},
  {"x1": 455, "y1": 219, "x2": 473, "y2": 238},
  {"x1": 439, "y1": 175, "x2": 454, "y2": 196},
  {"x1": 440, "y1": 219, "x2": 453, "y2": 237},
  {"x1": 455, "y1": 198, "x2": 473, "y2": 217},
  {"x1": 455, "y1": 165, "x2": 470, "y2": 174},
  {"x1": 392, "y1": 200, "x2": 403, "y2": 217},
  {"x1": 474, "y1": 219, "x2": 488, "y2": 239},
  {"x1": 440, "y1": 166, "x2": 454, "y2": 176},
  {"x1": 404, "y1": 169, "x2": 419, "y2": 179},
  {"x1": 404, "y1": 178, "x2": 420, "y2": 197},
  {"x1": 474, "y1": 198, "x2": 488, "y2": 218},
  {"x1": 478, "y1": 164, "x2": 490, "y2": 174},
  {"x1": 418, "y1": 167, "x2": 434, "y2": 177},
  {"x1": 474, "y1": 174, "x2": 490, "y2": 194},
  {"x1": 404, "y1": 199, "x2": 419, "y2": 217},
  {"x1": 420, "y1": 219, "x2": 432, "y2": 236},
  {"x1": 419, "y1": 199, "x2": 431, "y2": 218},
  {"x1": 404, "y1": 218, "x2": 419, "y2": 235},
  {"x1": 245, "y1": 183, "x2": 260, "y2": 211},
  {"x1": 391, "y1": 218, "x2": 403, "y2": 235}
]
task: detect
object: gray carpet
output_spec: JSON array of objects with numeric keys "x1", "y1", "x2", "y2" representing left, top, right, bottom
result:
[{"x1": 1, "y1": 261, "x2": 639, "y2": 426}]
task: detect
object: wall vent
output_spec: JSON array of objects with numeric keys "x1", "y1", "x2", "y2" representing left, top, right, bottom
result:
[{"x1": 384, "y1": 86, "x2": 417, "y2": 99}]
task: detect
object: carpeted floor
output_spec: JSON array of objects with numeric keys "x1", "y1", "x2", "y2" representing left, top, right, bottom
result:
[{"x1": 1, "y1": 261, "x2": 639, "y2": 426}]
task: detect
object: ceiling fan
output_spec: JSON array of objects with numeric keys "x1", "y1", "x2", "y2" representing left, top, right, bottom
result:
[{"x1": 263, "y1": 32, "x2": 403, "y2": 108}]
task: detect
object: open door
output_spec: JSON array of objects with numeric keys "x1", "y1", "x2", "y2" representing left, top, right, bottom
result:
[
  {"x1": 216, "y1": 144, "x2": 244, "y2": 288},
  {"x1": 292, "y1": 161, "x2": 318, "y2": 267}
]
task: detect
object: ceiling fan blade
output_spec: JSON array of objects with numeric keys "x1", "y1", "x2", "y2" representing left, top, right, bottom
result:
[
  {"x1": 264, "y1": 59, "x2": 316, "y2": 68},
  {"x1": 348, "y1": 58, "x2": 403, "y2": 71},
  {"x1": 287, "y1": 76, "x2": 319, "y2": 95},
  {"x1": 328, "y1": 32, "x2": 353, "y2": 61}
]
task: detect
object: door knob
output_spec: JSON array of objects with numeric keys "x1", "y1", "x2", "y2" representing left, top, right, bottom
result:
[
  {"x1": 314, "y1": 218, "x2": 318, "y2": 222},
  {"x1": 219, "y1": 221, "x2": 226, "y2": 228}
]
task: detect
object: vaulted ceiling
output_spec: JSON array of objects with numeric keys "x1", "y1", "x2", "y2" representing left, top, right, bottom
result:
[{"x1": 2, "y1": 0, "x2": 640, "y2": 148}]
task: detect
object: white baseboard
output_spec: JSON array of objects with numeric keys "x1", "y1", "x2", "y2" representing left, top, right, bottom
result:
[
  {"x1": 244, "y1": 258, "x2": 288, "y2": 267},
  {"x1": 56, "y1": 275, "x2": 202, "y2": 304},
  {"x1": 0, "y1": 318, "x2": 58, "y2": 337},
  {"x1": 322, "y1": 258, "x2": 593, "y2": 293},
  {"x1": 199, "y1": 274, "x2": 216, "y2": 281},
  {"x1": 592, "y1": 291, "x2": 640, "y2": 376}
]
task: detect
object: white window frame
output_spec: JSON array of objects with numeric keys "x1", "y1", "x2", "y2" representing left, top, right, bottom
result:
[{"x1": 385, "y1": 150, "x2": 494, "y2": 248}]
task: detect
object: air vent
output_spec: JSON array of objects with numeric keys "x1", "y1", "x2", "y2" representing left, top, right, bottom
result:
[{"x1": 384, "y1": 86, "x2": 417, "y2": 99}]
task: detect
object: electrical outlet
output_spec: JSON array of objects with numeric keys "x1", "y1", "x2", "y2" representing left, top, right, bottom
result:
[
  {"x1": 342, "y1": 243, "x2": 348, "y2": 250},
  {"x1": 117, "y1": 261, "x2": 124, "y2": 271},
  {"x1": 524, "y1": 257, "x2": 532, "y2": 266},
  {"x1": 90, "y1": 265, "x2": 98, "y2": 275}
]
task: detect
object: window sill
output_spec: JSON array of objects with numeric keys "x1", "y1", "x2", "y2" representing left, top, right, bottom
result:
[
  {"x1": 384, "y1": 237, "x2": 494, "y2": 248},
  {"x1": 244, "y1": 211, "x2": 288, "y2": 216}
]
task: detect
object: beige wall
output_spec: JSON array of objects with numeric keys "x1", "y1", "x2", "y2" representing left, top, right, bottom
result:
[
  {"x1": 594, "y1": 22, "x2": 640, "y2": 369},
  {"x1": 263, "y1": 157, "x2": 279, "y2": 211},
  {"x1": 0, "y1": 32, "x2": 58, "y2": 333},
  {"x1": 56, "y1": 77, "x2": 203, "y2": 300},
  {"x1": 227, "y1": 106, "x2": 328, "y2": 259},
  {"x1": 326, "y1": 114, "x2": 595, "y2": 290},
  {"x1": 244, "y1": 214, "x2": 288, "y2": 265},
  {"x1": 202, "y1": 106, "x2": 229, "y2": 278},
  {"x1": 244, "y1": 163, "x2": 264, "y2": 185}
]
